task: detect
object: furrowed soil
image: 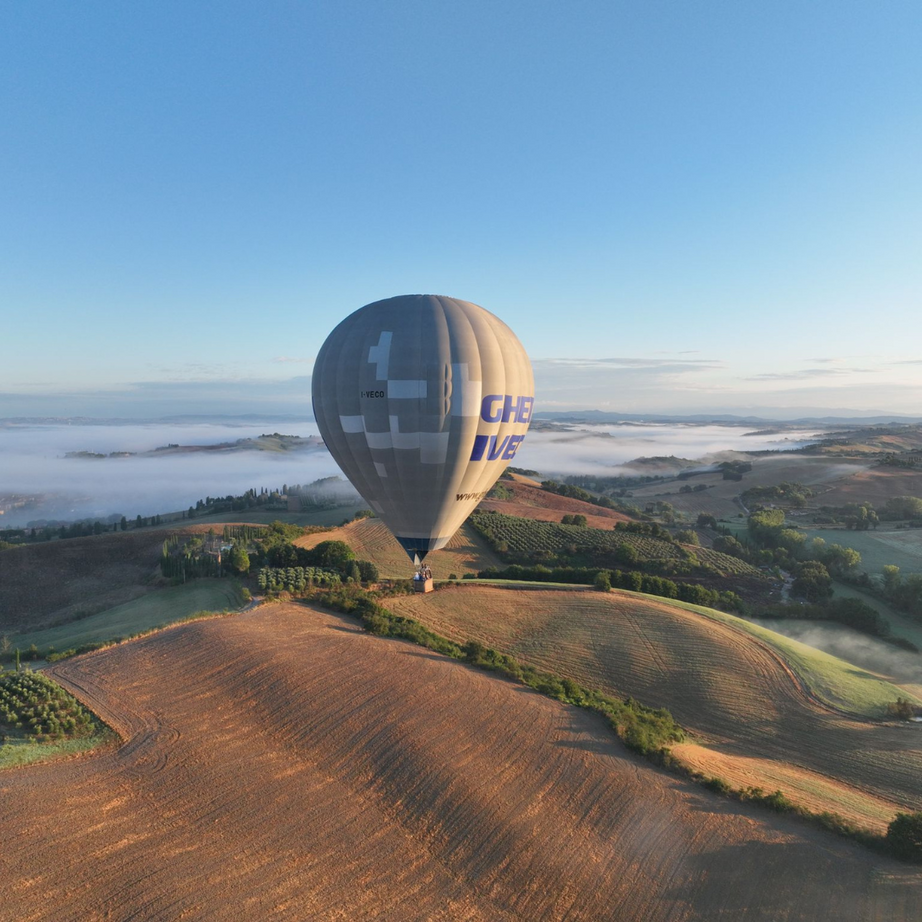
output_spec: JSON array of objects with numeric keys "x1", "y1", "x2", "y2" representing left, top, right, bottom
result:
[
  {"x1": 820, "y1": 467, "x2": 922, "y2": 508},
  {"x1": 479, "y1": 480, "x2": 633, "y2": 527},
  {"x1": 386, "y1": 585, "x2": 922, "y2": 822},
  {"x1": 2, "y1": 603, "x2": 920, "y2": 920},
  {"x1": 1, "y1": 524, "x2": 255, "y2": 635},
  {"x1": 0, "y1": 531, "x2": 168, "y2": 632},
  {"x1": 295, "y1": 517, "x2": 502, "y2": 577}
]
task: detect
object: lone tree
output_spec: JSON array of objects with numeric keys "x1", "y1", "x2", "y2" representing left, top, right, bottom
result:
[
  {"x1": 229, "y1": 543, "x2": 250, "y2": 575},
  {"x1": 886, "y1": 812, "x2": 922, "y2": 862}
]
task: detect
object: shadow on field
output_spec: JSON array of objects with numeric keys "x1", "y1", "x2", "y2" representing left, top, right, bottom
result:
[{"x1": 669, "y1": 838, "x2": 919, "y2": 917}]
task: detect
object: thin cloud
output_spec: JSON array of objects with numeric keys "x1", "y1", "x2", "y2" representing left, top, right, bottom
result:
[
  {"x1": 747, "y1": 367, "x2": 875, "y2": 381},
  {"x1": 536, "y1": 356, "x2": 723, "y2": 370}
]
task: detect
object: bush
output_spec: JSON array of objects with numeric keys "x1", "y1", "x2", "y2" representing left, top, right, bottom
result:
[
  {"x1": 594, "y1": 570, "x2": 612, "y2": 591},
  {"x1": 357, "y1": 559, "x2": 379, "y2": 582},
  {"x1": 886, "y1": 813, "x2": 922, "y2": 862},
  {"x1": 887, "y1": 697, "x2": 916, "y2": 720}
]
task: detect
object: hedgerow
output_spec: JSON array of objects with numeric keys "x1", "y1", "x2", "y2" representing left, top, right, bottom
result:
[
  {"x1": 476, "y1": 564, "x2": 743, "y2": 612},
  {"x1": 314, "y1": 588, "x2": 685, "y2": 758}
]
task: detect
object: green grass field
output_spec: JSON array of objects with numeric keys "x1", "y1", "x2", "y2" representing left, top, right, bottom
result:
[
  {"x1": 832, "y1": 579, "x2": 922, "y2": 649},
  {"x1": 802, "y1": 527, "x2": 922, "y2": 576},
  {"x1": 9, "y1": 580, "x2": 245, "y2": 654},
  {"x1": 0, "y1": 732, "x2": 113, "y2": 770}
]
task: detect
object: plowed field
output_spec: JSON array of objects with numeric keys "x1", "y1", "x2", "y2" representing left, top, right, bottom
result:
[
  {"x1": 295, "y1": 517, "x2": 502, "y2": 577},
  {"x1": 480, "y1": 480, "x2": 632, "y2": 527},
  {"x1": 2, "y1": 603, "x2": 920, "y2": 920},
  {"x1": 821, "y1": 467, "x2": 922, "y2": 507},
  {"x1": 386, "y1": 586, "x2": 922, "y2": 819},
  {"x1": 0, "y1": 531, "x2": 168, "y2": 632}
]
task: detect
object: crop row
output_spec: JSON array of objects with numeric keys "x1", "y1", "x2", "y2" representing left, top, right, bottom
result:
[
  {"x1": 469, "y1": 512, "x2": 761, "y2": 577},
  {"x1": 0, "y1": 671, "x2": 97, "y2": 742},
  {"x1": 258, "y1": 566, "x2": 342, "y2": 593}
]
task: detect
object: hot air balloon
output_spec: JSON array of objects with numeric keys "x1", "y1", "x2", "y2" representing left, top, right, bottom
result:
[{"x1": 311, "y1": 295, "x2": 534, "y2": 573}]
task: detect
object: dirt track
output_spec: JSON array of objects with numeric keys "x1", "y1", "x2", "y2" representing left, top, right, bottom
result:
[{"x1": 2, "y1": 603, "x2": 921, "y2": 920}]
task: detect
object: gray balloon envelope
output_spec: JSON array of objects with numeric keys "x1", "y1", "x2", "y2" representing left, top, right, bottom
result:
[{"x1": 312, "y1": 295, "x2": 535, "y2": 561}]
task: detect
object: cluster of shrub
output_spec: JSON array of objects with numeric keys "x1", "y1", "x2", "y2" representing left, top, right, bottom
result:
[
  {"x1": 813, "y1": 497, "x2": 922, "y2": 529},
  {"x1": 541, "y1": 480, "x2": 642, "y2": 517},
  {"x1": 254, "y1": 537, "x2": 379, "y2": 597},
  {"x1": 711, "y1": 508, "x2": 861, "y2": 578},
  {"x1": 880, "y1": 453, "x2": 919, "y2": 469},
  {"x1": 742, "y1": 481, "x2": 815, "y2": 509},
  {"x1": 184, "y1": 486, "x2": 286, "y2": 518},
  {"x1": 258, "y1": 561, "x2": 376, "y2": 594},
  {"x1": 470, "y1": 511, "x2": 737, "y2": 584},
  {"x1": 160, "y1": 534, "x2": 228, "y2": 580},
  {"x1": 613, "y1": 520, "x2": 675, "y2": 540},
  {"x1": 0, "y1": 671, "x2": 97, "y2": 743},
  {"x1": 877, "y1": 566, "x2": 922, "y2": 621},
  {"x1": 691, "y1": 771, "x2": 922, "y2": 863},
  {"x1": 476, "y1": 564, "x2": 743, "y2": 612},
  {"x1": 564, "y1": 472, "x2": 666, "y2": 491}
]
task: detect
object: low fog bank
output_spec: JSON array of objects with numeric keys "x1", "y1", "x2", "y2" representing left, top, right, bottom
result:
[
  {"x1": 515, "y1": 423, "x2": 822, "y2": 477},
  {"x1": 749, "y1": 618, "x2": 922, "y2": 687},
  {"x1": 0, "y1": 420, "x2": 346, "y2": 525},
  {"x1": 2, "y1": 420, "x2": 821, "y2": 527}
]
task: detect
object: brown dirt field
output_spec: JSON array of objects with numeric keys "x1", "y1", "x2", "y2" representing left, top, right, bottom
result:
[
  {"x1": 386, "y1": 586, "x2": 922, "y2": 815},
  {"x1": 2, "y1": 603, "x2": 920, "y2": 920},
  {"x1": 628, "y1": 456, "x2": 871, "y2": 520},
  {"x1": 0, "y1": 531, "x2": 169, "y2": 633},
  {"x1": 672, "y1": 743, "x2": 901, "y2": 832},
  {"x1": 295, "y1": 518, "x2": 503, "y2": 577},
  {"x1": 480, "y1": 480, "x2": 632, "y2": 527},
  {"x1": 0, "y1": 524, "x2": 264, "y2": 635},
  {"x1": 820, "y1": 468, "x2": 922, "y2": 507}
]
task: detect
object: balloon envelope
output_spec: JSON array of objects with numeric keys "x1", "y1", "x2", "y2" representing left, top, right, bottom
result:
[{"x1": 312, "y1": 294, "x2": 534, "y2": 561}]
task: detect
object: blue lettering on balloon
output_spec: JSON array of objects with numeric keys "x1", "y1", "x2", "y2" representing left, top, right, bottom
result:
[
  {"x1": 487, "y1": 436, "x2": 511, "y2": 461},
  {"x1": 481, "y1": 395, "x2": 503, "y2": 423},
  {"x1": 503, "y1": 434, "x2": 524, "y2": 459},
  {"x1": 469, "y1": 434, "x2": 489, "y2": 461},
  {"x1": 480, "y1": 395, "x2": 534, "y2": 424}
]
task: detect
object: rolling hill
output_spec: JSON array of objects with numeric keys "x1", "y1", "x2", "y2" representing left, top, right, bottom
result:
[
  {"x1": 295, "y1": 517, "x2": 503, "y2": 577},
  {"x1": 385, "y1": 584, "x2": 922, "y2": 827},
  {"x1": 3, "y1": 603, "x2": 919, "y2": 920}
]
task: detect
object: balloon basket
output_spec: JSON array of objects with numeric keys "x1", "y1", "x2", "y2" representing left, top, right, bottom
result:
[{"x1": 413, "y1": 578, "x2": 434, "y2": 593}]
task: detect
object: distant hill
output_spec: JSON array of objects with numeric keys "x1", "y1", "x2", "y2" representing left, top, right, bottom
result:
[{"x1": 536, "y1": 410, "x2": 922, "y2": 426}]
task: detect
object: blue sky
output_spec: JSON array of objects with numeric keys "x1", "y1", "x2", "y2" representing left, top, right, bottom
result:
[{"x1": 2, "y1": 2, "x2": 920, "y2": 417}]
